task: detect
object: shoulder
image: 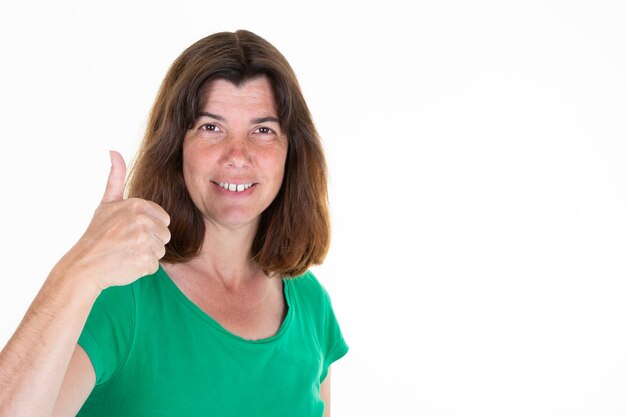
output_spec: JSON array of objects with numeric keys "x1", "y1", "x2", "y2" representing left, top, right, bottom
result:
[
  {"x1": 88, "y1": 268, "x2": 163, "y2": 317},
  {"x1": 90, "y1": 282, "x2": 135, "y2": 315},
  {"x1": 288, "y1": 269, "x2": 327, "y2": 295},
  {"x1": 288, "y1": 269, "x2": 349, "y2": 375},
  {"x1": 286, "y1": 269, "x2": 332, "y2": 313},
  {"x1": 80, "y1": 272, "x2": 163, "y2": 385}
]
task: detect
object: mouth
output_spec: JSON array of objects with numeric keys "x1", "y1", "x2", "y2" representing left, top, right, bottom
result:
[{"x1": 211, "y1": 181, "x2": 256, "y2": 193}]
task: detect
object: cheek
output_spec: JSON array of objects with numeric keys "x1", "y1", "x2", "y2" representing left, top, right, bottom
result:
[
  {"x1": 181, "y1": 156, "x2": 194, "y2": 188},
  {"x1": 181, "y1": 151, "x2": 207, "y2": 199},
  {"x1": 270, "y1": 150, "x2": 288, "y2": 188}
]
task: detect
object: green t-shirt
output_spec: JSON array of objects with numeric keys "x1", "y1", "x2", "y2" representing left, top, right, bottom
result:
[{"x1": 76, "y1": 266, "x2": 348, "y2": 417}]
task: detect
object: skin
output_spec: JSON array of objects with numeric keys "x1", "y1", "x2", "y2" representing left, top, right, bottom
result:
[
  {"x1": 164, "y1": 76, "x2": 332, "y2": 407},
  {"x1": 164, "y1": 76, "x2": 289, "y2": 341},
  {"x1": 0, "y1": 76, "x2": 332, "y2": 416},
  {"x1": 0, "y1": 150, "x2": 170, "y2": 417},
  {"x1": 183, "y1": 76, "x2": 288, "y2": 233}
]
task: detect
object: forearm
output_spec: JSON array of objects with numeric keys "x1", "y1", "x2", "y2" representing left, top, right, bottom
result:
[
  {"x1": 0, "y1": 267, "x2": 100, "y2": 417},
  {"x1": 0, "y1": 150, "x2": 169, "y2": 417}
]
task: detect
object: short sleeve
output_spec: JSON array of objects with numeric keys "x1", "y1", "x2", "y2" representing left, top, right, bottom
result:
[
  {"x1": 78, "y1": 284, "x2": 136, "y2": 385},
  {"x1": 320, "y1": 285, "x2": 349, "y2": 383}
]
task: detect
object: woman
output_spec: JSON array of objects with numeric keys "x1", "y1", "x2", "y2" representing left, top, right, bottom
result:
[{"x1": 0, "y1": 30, "x2": 348, "y2": 416}]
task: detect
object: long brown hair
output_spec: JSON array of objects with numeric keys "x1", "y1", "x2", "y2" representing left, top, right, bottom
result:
[{"x1": 127, "y1": 30, "x2": 330, "y2": 278}]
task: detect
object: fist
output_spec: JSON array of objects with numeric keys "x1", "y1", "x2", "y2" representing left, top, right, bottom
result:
[{"x1": 58, "y1": 151, "x2": 171, "y2": 291}]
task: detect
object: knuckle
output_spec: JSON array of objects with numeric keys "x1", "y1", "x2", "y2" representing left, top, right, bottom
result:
[
  {"x1": 128, "y1": 229, "x2": 148, "y2": 248},
  {"x1": 142, "y1": 215, "x2": 154, "y2": 231},
  {"x1": 139, "y1": 252, "x2": 155, "y2": 272},
  {"x1": 129, "y1": 198, "x2": 147, "y2": 213},
  {"x1": 147, "y1": 201, "x2": 169, "y2": 222},
  {"x1": 138, "y1": 250, "x2": 152, "y2": 263},
  {"x1": 147, "y1": 258, "x2": 159, "y2": 275},
  {"x1": 158, "y1": 244, "x2": 167, "y2": 259},
  {"x1": 138, "y1": 232, "x2": 151, "y2": 246},
  {"x1": 163, "y1": 212, "x2": 171, "y2": 226},
  {"x1": 130, "y1": 213, "x2": 151, "y2": 232}
]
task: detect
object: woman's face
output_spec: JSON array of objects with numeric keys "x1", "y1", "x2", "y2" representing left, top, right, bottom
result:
[{"x1": 182, "y1": 76, "x2": 288, "y2": 231}]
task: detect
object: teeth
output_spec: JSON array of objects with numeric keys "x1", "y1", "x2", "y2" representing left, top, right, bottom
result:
[{"x1": 218, "y1": 182, "x2": 253, "y2": 192}]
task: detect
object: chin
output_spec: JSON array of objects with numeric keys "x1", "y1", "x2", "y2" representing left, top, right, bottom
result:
[{"x1": 207, "y1": 210, "x2": 262, "y2": 230}]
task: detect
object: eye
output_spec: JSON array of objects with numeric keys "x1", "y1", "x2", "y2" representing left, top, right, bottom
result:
[
  {"x1": 199, "y1": 123, "x2": 221, "y2": 132},
  {"x1": 255, "y1": 126, "x2": 275, "y2": 135}
]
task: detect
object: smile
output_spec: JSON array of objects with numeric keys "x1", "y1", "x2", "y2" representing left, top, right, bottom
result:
[{"x1": 215, "y1": 181, "x2": 254, "y2": 192}]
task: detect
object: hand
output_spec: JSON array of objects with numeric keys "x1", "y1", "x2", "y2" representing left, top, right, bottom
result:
[{"x1": 55, "y1": 151, "x2": 171, "y2": 291}]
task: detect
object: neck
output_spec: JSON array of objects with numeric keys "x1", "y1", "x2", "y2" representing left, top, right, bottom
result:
[{"x1": 185, "y1": 220, "x2": 262, "y2": 291}]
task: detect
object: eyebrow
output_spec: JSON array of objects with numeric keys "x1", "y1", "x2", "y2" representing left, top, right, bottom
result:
[
  {"x1": 198, "y1": 112, "x2": 280, "y2": 125},
  {"x1": 198, "y1": 112, "x2": 225, "y2": 121}
]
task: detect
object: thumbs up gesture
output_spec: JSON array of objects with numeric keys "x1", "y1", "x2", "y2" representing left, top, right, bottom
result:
[
  {"x1": 101, "y1": 150, "x2": 128, "y2": 203},
  {"x1": 55, "y1": 151, "x2": 171, "y2": 292}
]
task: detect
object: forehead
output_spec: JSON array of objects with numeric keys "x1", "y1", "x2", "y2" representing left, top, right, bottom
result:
[{"x1": 199, "y1": 76, "x2": 278, "y2": 115}]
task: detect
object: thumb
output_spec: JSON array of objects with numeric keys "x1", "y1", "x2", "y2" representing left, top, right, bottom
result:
[{"x1": 101, "y1": 150, "x2": 127, "y2": 203}]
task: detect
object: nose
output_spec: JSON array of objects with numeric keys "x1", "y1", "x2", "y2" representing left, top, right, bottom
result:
[{"x1": 222, "y1": 134, "x2": 251, "y2": 169}]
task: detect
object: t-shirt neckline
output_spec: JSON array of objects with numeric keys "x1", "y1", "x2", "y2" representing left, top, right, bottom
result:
[{"x1": 155, "y1": 264, "x2": 293, "y2": 344}]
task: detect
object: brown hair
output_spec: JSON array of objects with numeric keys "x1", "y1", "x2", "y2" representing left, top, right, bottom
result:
[{"x1": 127, "y1": 30, "x2": 330, "y2": 278}]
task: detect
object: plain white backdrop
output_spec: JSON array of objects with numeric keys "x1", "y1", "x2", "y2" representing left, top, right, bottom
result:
[{"x1": 1, "y1": 1, "x2": 625, "y2": 416}]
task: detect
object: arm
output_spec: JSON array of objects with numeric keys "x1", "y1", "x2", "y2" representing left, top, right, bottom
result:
[
  {"x1": 321, "y1": 367, "x2": 331, "y2": 417},
  {"x1": 0, "y1": 151, "x2": 170, "y2": 417},
  {"x1": 51, "y1": 345, "x2": 96, "y2": 417},
  {"x1": 0, "y1": 270, "x2": 100, "y2": 417}
]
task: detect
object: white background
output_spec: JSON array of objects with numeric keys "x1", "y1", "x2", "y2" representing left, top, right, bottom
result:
[{"x1": 1, "y1": 1, "x2": 625, "y2": 416}]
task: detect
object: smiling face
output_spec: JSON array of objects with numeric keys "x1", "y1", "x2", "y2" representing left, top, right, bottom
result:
[{"x1": 182, "y1": 76, "x2": 288, "y2": 231}]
